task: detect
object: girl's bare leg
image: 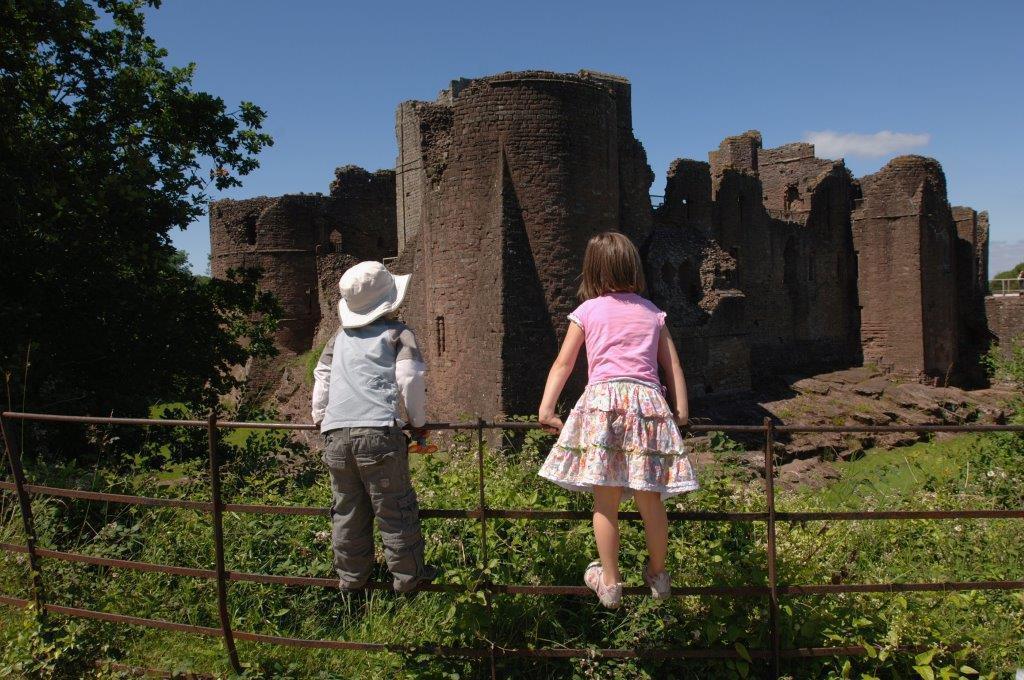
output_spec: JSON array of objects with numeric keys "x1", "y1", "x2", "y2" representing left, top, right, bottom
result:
[
  {"x1": 634, "y1": 490, "x2": 668, "y2": 574},
  {"x1": 592, "y1": 485, "x2": 624, "y2": 585}
]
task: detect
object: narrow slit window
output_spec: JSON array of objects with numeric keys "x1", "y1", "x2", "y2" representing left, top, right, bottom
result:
[{"x1": 435, "y1": 316, "x2": 446, "y2": 355}]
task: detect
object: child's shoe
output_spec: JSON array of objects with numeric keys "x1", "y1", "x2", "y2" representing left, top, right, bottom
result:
[
  {"x1": 584, "y1": 560, "x2": 622, "y2": 609},
  {"x1": 643, "y1": 559, "x2": 672, "y2": 600}
]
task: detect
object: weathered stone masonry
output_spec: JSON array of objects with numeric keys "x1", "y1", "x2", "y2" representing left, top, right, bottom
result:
[
  {"x1": 210, "y1": 69, "x2": 1000, "y2": 422},
  {"x1": 210, "y1": 166, "x2": 396, "y2": 353},
  {"x1": 394, "y1": 71, "x2": 651, "y2": 418}
]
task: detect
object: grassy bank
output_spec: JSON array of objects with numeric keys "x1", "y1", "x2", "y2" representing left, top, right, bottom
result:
[{"x1": 1, "y1": 424, "x2": 1022, "y2": 679}]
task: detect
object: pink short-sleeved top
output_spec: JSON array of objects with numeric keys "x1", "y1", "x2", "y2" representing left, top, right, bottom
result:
[{"x1": 568, "y1": 292, "x2": 666, "y2": 386}]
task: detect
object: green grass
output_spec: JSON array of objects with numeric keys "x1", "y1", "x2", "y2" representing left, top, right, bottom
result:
[
  {"x1": 297, "y1": 343, "x2": 326, "y2": 387},
  {"x1": 808, "y1": 434, "x2": 987, "y2": 511}
]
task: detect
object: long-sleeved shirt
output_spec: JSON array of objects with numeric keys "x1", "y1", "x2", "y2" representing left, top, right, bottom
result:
[{"x1": 311, "y1": 320, "x2": 427, "y2": 431}]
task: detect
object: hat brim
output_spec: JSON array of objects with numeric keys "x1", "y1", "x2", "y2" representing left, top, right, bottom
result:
[{"x1": 338, "y1": 274, "x2": 411, "y2": 329}]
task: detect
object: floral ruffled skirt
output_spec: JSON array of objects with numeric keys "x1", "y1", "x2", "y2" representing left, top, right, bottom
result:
[{"x1": 539, "y1": 379, "x2": 699, "y2": 499}]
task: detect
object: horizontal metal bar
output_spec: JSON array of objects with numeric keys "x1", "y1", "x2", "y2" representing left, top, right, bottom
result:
[
  {"x1": 779, "y1": 509, "x2": 1024, "y2": 521},
  {"x1": 223, "y1": 503, "x2": 767, "y2": 522},
  {"x1": 228, "y1": 570, "x2": 767, "y2": 597},
  {"x1": 484, "y1": 509, "x2": 768, "y2": 522},
  {"x1": 3, "y1": 412, "x2": 215, "y2": 428},
  {"x1": 17, "y1": 480, "x2": 1023, "y2": 526},
  {"x1": 24, "y1": 484, "x2": 213, "y2": 511},
  {"x1": 19, "y1": 544, "x2": 1021, "y2": 601},
  {"x1": 0, "y1": 594, "x2": 29, "y2": 608},
  {"x1": 228, "y1": 570, "x2": 457, "y2": 592},
  {"x1": 13, "y1": 544, "x2": 767, "y2": 598},
  {"x1": 774, "y1": 423, "x2": 1024, "y2": 434},
  {"x1": 0, "y1": 542, "x2": 29, "y2": 553},
  {"x1": 34, "y1": 547, "x2": 217, "y2": 580},
  {"x1": 0, "y1": 411, "x2": 756, "y2": 433},
  {"x1": 19, "y1": 482, "x2": 1022, "y2": 524},
  {"x1": 493, "y1": 647, "x2": 757, "y2": 659},
  {"x1": 781, "y1": 580, "x2": 1024, "y2": 595},
  {"x1": 777, "y1": 644, "x2": 942, "y2": 659},
  {"x1": 7, "y1": 410, "x2": 1024, "y2": 435},
  {"x1": 43, "y1": 602, "x2": 224, "y2": 636}
]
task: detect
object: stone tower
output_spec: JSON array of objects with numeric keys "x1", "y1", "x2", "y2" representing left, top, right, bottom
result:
[
  {"x1": 394, "y1": 70, "x2": 654, "y2": 419},
  {"x1": 852, "y1": 156, "x2": 959, "y2": 381}
]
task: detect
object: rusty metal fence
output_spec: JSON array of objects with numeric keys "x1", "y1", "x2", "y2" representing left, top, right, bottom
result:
[{"x1": 1, "y1": 410, "x2": 1023, "y2": 679}]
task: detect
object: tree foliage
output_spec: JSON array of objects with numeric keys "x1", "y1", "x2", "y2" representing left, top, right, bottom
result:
[
  {"x1": 991, "y1": 261, "x2": 1023, "y2": 281},
  {"x1": 0, "y1": 0, "x2": 277, "y2": 415}
]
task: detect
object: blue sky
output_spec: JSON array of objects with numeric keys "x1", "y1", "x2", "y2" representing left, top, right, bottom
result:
[{"x1": 144, "y1": 0, "x2": 1024, "y2": 275}]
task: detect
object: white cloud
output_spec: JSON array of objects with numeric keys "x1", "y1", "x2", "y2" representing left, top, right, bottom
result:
[{"x1": 804, "y1": 130, "x2": 931, "y2": 159}]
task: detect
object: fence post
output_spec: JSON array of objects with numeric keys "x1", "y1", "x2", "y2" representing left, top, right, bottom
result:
[
  {"x1": 208, "y1": 412, "x2": 242, "y2": 675},
  {"x1": 476, "y1": 419, "x2": 497, "y2": 680},
  {"x1": 763, "y1": 417, "x2": 780, "y2": 679},
  {"x1": 0, "y1": 415, "x2": 46, "y2": 616}
]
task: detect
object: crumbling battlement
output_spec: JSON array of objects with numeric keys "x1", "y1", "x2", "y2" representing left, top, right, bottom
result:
[
  {"x1": 656, "y1": 134, "x2": 861, "y2": 381},
  {"x1": 209, "y1": 167, "x2": 396, "y2": 353}
]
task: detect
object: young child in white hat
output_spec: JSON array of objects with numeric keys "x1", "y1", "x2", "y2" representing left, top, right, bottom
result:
[{"x1": 311, "y1": 261, "x2": 437, "y2": 592}]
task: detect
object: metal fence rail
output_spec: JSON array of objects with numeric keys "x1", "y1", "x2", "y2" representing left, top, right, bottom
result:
[
  {"x1": 1, "y1": 410, "x2": 1022, "y2": 679},
  {"x1": 990, "y1": 277, "x2": 1023, "y2": 296}
]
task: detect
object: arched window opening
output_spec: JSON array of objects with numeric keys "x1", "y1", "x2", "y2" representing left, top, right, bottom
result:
[
  {"x1": 784, "y1": 185, "x2": 799, "y2": 213},
  {"x1": 661, "y1": 262, "x2": 675, "y2": 288},
  {"x1": 435, "y1": 316, "x2": 446, "y2": 355}
]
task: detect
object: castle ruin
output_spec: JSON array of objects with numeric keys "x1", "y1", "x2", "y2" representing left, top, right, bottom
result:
[{"x1": 210, "y1": 69, "x2": 1002, "y2": 421}]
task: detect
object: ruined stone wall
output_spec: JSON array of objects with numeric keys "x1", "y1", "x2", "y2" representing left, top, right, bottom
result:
[
  {"x1": 210, "y1": 195, "x2": 330, "y2": 352},
  {"x1": 952, "y1": 206, "x2": 991, "y2": 384},
  {"x1": 918, "y1": 173, "x2": 959, "y2": 379},
  {"x1": 395, "y1": 101, "x2": 452, "y2": 255},
  {"x1": 985, "y1": 295, "x2": 1024, "y2": 360},
  {"x1": 757, "y1": 142, "x2": 861, "y2": 370},
  {"x1": 707, "y1": 134, "x2": 777, "y2": 379},
  {"x1": 688, "y1": 133, "x2": 861, "y2": 378},
  {"x1": 641, "y1": 224, "x2": 749, "y2": 395},
  {"x1": 658, "y1": 159, "x2": 714, "y2": 236},
  {"x1": 580, "y1": 70, "x2": 654, "y2": 242},
  {"x1": 210, "y1": 168, "x2": 396, "y2": 354},
  {"x1": 852, "y1": 156, "x2": 959, "y2": 380},
  {"x1": 328, "y1": 166, "x2": 397, "y2": 262},
  {"x1": 953, "y1": 206, "x2": 992, "y2": 299},
  {"x1": 977, "y1": 211, "x2": 990, "y2": 287}
]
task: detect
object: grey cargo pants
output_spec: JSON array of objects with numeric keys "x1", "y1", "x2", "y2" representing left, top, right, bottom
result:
[{"x1": 322, "y1": 426, "x2": 427, "y2": 592}]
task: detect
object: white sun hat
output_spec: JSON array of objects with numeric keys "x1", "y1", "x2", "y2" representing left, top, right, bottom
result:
[{"x1": 337, "y1": 261, "x2": 411, "y2": 329}]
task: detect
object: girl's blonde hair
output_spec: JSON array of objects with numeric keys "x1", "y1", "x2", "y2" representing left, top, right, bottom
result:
[{"x1": 578, "y1": 231, "x2": 646, "y2": 301}]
